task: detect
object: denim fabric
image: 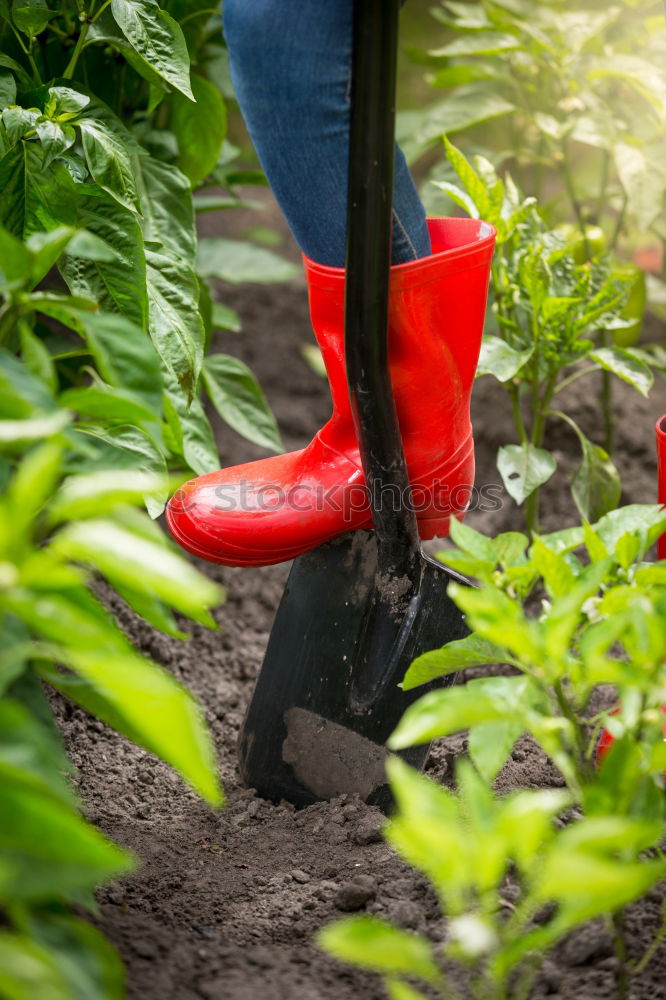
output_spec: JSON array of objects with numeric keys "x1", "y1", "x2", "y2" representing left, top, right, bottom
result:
[{"x1": 223, "y1": 0, "x2": 431, "y2": 267}]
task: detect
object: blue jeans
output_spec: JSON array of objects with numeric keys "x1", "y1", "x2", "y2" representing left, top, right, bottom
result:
[{"x1": 222, "y1": 0, "x2": 431, "y2": 268}]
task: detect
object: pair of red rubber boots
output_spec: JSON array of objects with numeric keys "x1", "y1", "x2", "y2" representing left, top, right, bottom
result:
[{"x1": 167, "y1": 218, "x2": 496, "y2": 568}]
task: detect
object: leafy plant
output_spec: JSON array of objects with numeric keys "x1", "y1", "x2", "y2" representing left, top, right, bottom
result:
[
  {"x1": 0, "y1": 347, "x2": 225, "y2": 997},
  {"x1": 321, "y1": 507, "x2": 666, "y2": 999},
  {"x1": 0, "y1": 0, "x2": 294, "y2": 489},
  {"x1": 440, "y1": 138, "x2": 661, "y2": 532},
  {"x1": 405, "y1": 0, "x2": 666, "y2": 260}
]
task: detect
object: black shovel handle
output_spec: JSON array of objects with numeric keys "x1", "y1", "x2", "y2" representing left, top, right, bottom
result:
[{"x1": 344, "y1": 0, "x2": 420, "y2": 582}]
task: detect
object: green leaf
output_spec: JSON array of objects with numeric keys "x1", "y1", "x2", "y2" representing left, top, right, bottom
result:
[
  {"x1": 202, "y1": 353, "x2": 281, "y2": 452},
  {"x1": 497, "y1": 443, "x2": 556, "y2": 505},
  {"x1": 26, "y1": 226, "x2": 78, "y2": 286},
  {"x1": 135, "y1": 154, "x2": 196, "y2": 262},
  {"x1": 163, "y1": 370, "x2": 218, "y2": 475},
  {"x1": 59, "y1": 385, "x2": 157, "y2": 429},
  {"x1": 0, "y1": 143, "x2": 77, "y2": 238},
  {"x1": 431, "y1": 32, "x2": 520, "y2": 57},
  {"x1": 0, "y1": 224, "x2": 32, "y2": 288},
  {"x1": 52, "y1": 517, "x2": 223, "y2": 626},
  {"x1": 79, "y1": 119, "x2": 140, "y2": 214},
  {"x1": 110, "y1": 0, "x2": 193, "y2": 99},
  {"x1": 69, "y1": 425, "x2": 167, "y2": 517},
  {"x1": 27, "y1": 913, "x2": 125, "y2": 1000},
  {"x1": 389, "y1": 676, "x2": 531, "y2": 749},
  {"x1": 197, "y1": 238, "x2": 299, "y2": 284},
  {"x1": 402, "y1": 87, "x2": 515, "y2": 162},
  {"x1": 594, "y1": 504, "x2": 666, "y2": 556},
  {"x1": 386, "y1": 982, "x2": 430, "y2": 1000},
  {"x1": 212, "y1": 301, "x2": 241, "y2": 332},
  {"x1": 57, "y1": 646, "x2": 222, "y2": 805},
  {"x1": 0, "y1": 772, "x2": 132, "y2": 904},
  {"x1": 589, "y1": 346, "x2": 653, "y2": 398},
  {"x1": 0, "y1": 698, "x2": 75, "y2": 806},
  {"x1": 614, "y1": 141, "x2": 666, "y2": 232},
  {"x1": 49, "y1": 470, "x2": 168, "y2": 522},
  {"x1": 11, "y1": 0, "x2": 53, "y2": 37},
  {"x1": 318, "y1": 917, "x2": 440, "y2": 984},
  {"x1": 61, "y1": 186, "x2": 147, "y2": 329},
  {"x1": 402, "y1": 635, "x2": 511, "y2": 691},
  {"x1": 0, "y1": 932, "x2": 71, "y2": 1000},
  {"x1": 443, "y1": 136, "x2": 493, "y2": 219},
  {"x1": 0, "y1": 410, "x2": 70, "y2": 444},
  {"x1": 469, "y1": 720, "x2": 523, "y2": 783},
  {"x1": 146, "y1": 247, "x2": 204, "y2": 401},
  {"x1": 170, "y1": 74, "x2": 226, "y2": 188},
  {"x1": 476, "y1": 336, "x2": 533, "y2": 382},
  {"x1": 449, "y1": 516, "x2": 497, "y2": 561},
  {"x1": 0, "y1": 68, "x2": 17, "y2": 108},
  {"x1": 571, "y1": 435, "x2": 620, "y2": 523}
]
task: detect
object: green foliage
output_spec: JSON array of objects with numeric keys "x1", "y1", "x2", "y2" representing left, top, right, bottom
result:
[
  {"x1": 0, "y1": 0, "x2": 291, "y2": 478},
  {"x1": 440, "y1": 139, "x2": 660, "y2": 532},
  {"x1": 410, "y1": 0, "x2": 666, "y2": 251},
  {"x1": 322, "y1": 507, "x2": 666, "y2": 997},
  {"x1": 0, "y1": 359, "x2": 224, "y2": 996}
]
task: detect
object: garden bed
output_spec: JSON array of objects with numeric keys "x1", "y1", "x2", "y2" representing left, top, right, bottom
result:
[{"x1": 56, "y1": 205, "x2": 666, "y2": 1000}]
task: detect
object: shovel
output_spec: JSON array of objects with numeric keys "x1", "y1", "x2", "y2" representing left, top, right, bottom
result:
[{"x1": 237, "y1": 0, "x2": 469, "y2": 809}]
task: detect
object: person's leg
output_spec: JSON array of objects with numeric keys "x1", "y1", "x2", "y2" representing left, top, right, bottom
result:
[{"x1": 222, "y1": 0, "x2": 430, "y2": 267}]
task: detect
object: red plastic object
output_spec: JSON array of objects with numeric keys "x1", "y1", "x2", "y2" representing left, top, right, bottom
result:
[
  {"x1": 167, "y1": 217, "x2": 496, "y2": 567},
  {"x1": 657, "y1": 414, "x2": 666, "y2": 559},
  {"x1": 597, "y1": 707, "x2": 666, "y2": 765}
]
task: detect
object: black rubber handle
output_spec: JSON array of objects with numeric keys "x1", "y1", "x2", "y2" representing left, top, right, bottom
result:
[{"x1": 344, "y1": 0, "x2": 420, "y2": 583}]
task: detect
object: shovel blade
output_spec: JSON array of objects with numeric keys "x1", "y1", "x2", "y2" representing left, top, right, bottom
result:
[{"x1": 238, "y1": 530, "x2": 468, "y2": 809}]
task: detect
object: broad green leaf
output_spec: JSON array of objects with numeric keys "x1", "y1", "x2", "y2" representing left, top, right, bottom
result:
[
  {"x1": 402, "y1": 87, "x2": 515, "y2": 162},
  {"x1": 469, "y1": 720, "x2": 524, "y2": 782},
  {"x1": 497, "y1": 443, "x2": 556, "y2": 505},
  {"x1": 0, "y1": 410, "x2": 70, "y2": 444},
  {"x1": 0, "y1": 772, "x2": 132, "y2": 903},
  {"x1": 589, "y1": 346, "x2": 653, "y2": 398},
  {"x1": 571, "y1": 434, "x2": 621, "y2": 523},
  {"x1": 43, "y1": 86, "x2": 90, "y2": 120},
  {"x1": 0, "y1": 224, "x2": 32, "y2": 288},
  {"x1": 197, "y1": 238, "x2": 299, "y2": 284},
  {"x1": 7, "y1": 439, "x2": 62, "y2": 534},
  {"x1": 52, "y1": 517, "x2": 223, "y2": 625},
  {"x1": 163, "y1": 369, "x2": 218, "y2": 475},
  {"x1": 528, "y1": 536, "x2": 577, "y2": 598},
  {"x1": 60, "y1": 647, "x2": 222, "y2": 805},
  {"x1": 476, "y1": 336, "x2": 533, "y2": 381},
  {"x1": 0, "y1": 348, "x2": 56, "y2": 417},
  {"x1": 0, "y1": 699, "x2": 75, "y2": 806},
  {"x1": 0, "y1": 933, "x2": 71, "y2": 1000},
  {"x1": 431, "y1": 180, "x2": 479, "y2": 219},
  {"x1": 61, "y1": 186, "x2": 147, "y2": 329},
  {"x1": 443, "y1": 136, "x2": 493, "y2": 219},
  {"x1": 135, "y1": 153, "x2": 195, "y2": 262},
  {"x1": 68, "y1": 425, "x2": 168, "y2": 516},
  {"x1": 27, "y1": 913, "x2": 125, "y2": 1000},
  {"x1": 11, "y1": 0, "x2": 53, "y2": 37},
  {"x1": 34, "y1": 121, "x2": 76, "y2": 168},
  {"x1": 87, "y1": 9, "x2": 171, "y2": 93},
  {"x1": 319, "y1": 917, "x2": 440, "y2": 984},
  {"x1": 0, "y1": 143, "x2": 77, "y2": 238},
  {"x1": 402, "y1": 635, "x2": 511, "y2": 691},
  {"x1": 212, "y1": 301, "x2": 241, "y2": 332},
  {"x1": 0, "y1": 68, "x2": 16, "y2": 108},
  {"x1": 614, "y1": 141, "x2": 666, "y2": 231},
  {"x1": 6, "y1": 587, "x2": 128, "y2": 653},
  {"x1": 146, "y1": 247, "x2": 204, "y2": 401},
  {"x1": 594, "y1": 504, "x2": 666, "y2": 556},
  {"x1": 386, "y1": 982, "x2": 430, "y2": 1000},
  {"x1": 170, "y1": 74, "x2": 226, "y2": 188},
  {"x1": 431, "y1": 32, "x2": 520, "y2": 58},
  {"x1": 0, "y1": 54, "x2": 31, "y2": 88},
  {"x1": 26, "y1": 226, "x2": 78, "y2": 285},
  {"x1": 79, "y1": 119, "x2": 140, "y2": 214},
  {"x1": 59, "y1": 386, "x2": 157, "y2": 429},
  {"x1": 389, "y1": 676, "x2": 531, "y2": 749},
  {"x1": 49, "y1": 470, "x2": 168, "y2": 522},
  {"x1": 202, "y1": 353, "x2": 281, "y2": 452},
  {"x1": 449, "y1": 516, "x2": 497, "y2": 561},
  {"x1": 110, "y1": 0, "x2": 193, "y2": 98}
]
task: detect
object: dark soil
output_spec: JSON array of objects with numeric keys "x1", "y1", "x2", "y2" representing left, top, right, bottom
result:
[{"x1": 57, "y1": 195, "x2": 666, "y2": 999}]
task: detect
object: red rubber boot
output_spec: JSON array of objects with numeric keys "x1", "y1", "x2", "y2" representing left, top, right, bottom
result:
[{"x1": 167, "y1": 217, "x2": 496, "y2": 567}]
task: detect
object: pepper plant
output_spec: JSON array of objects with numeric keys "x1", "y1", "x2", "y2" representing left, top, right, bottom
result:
[
  {"x1": 0, "y1": 346, "x2": 224, "y2": 998},
  {"x1": 0, "y1": 0, "x2": 293, "y2": 488},
  {"x1": 404, "y1": 0, "x2": 666, "y2": 261},
  {"x1": 321, "y1": 507, "x2": 666, "y2": 1000},
  {"x1": 440, "y1": 138, "x2": 659, "y2": 533}
]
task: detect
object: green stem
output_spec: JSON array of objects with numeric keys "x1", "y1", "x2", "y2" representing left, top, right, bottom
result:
[
  {"x1": 553, "y1": 678, "x2": 587, "y2": 784},
  {"x1": 63, "y1": 20, "x2": 89, "y2": 79},
  {"x1": 595, "y1": 150, "x2": 611, "y2": 228},
  {"x1": 630, "y1": 906, "x2": 666, "y2": 976},
  {"x1": 554, "y1": 364, "x2": 601, "y2": 396},
  {"x1": 179, "y1": 6, "x2": 219, "y2": 25},
  {"x1": 560, "y1": 143, "x2": 589, "y2": 255},
  {"x1": 509, "y1": 383, "x2": 528, "y2": 444},
  {"x1": 90, "y1": 0, "x2": 113, "y2": 23},
  {"x1": 610, "y1": 193, "x2": 629, "y2": 253},
  {"x1": 598, "y1": 329, "x2": 613, "y2": 454},
  {"x1": 524, "y1": 375, "x2": 557, "y2": 535},
  {"x1": 613, "y1": 911, "x2": 630, "y2": 1000}
]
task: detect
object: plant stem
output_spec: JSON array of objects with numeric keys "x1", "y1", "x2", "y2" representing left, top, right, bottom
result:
[
  {"x1": 63, "y1": 20, "x2": 89, "y2": 79},
  {"x1": 560, "y1": 143, "x2": 589, "y2": 255},
  {"x1": 595, "y1": 150, "x2": 611, "y2": 227},
  {"x1": 610, "y1": 192, "x2": 629, "y2": 253},
  {"x1": 553, "y1": 364, "x2": 600, "y2": 396},
  {"x1": 598, "y1": 329, "x2": 613, "y2": 454},
  {"x1": 612, "y1": 910, "x2": 630, "y2": 1000},
  {"x1": 524, "y1": 375, "x2": 557, "y2": 535},
  {"x1": 509, "y1": 383, "x2": 528, "y2": 444},
  {"x1": 90, "y1": 0, "x2": 113, "y2": 23}
]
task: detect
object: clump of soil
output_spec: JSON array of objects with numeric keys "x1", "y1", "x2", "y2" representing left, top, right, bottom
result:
[{"x1": 56, "y1": 198, "x2": 666, "y2": 999}]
